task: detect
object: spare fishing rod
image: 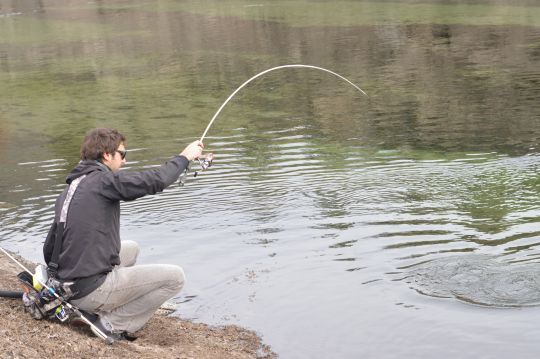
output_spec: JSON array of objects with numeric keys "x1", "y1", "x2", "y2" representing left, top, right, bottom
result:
[
  {"x1": 181, "y1": 64, "x2": 368, "y2": 183},
  {"x1": 0, "y1": 247, "x2": 114, "y2": 344},
  {"x1": 0, "y1": 290, "x2": 22, "y2": 298}
]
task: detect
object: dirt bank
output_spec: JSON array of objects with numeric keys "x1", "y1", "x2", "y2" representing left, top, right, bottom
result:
[{"x1": 0, "y1": 252, "x2": 276, "y2": 359}]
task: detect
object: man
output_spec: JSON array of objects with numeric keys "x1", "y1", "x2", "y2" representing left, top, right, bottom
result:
[{"x1": 43, "y1": 128, "x2": 204, "y2": 340}]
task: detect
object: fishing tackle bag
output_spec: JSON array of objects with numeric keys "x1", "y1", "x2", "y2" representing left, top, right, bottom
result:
[{"x1": 17, "y1": 270, "x2": 73, "y2": 322}]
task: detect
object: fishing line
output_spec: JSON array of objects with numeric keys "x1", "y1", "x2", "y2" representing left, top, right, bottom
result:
[{"x1": 199, "y1": 64, "x2": 368, "y2": 142}]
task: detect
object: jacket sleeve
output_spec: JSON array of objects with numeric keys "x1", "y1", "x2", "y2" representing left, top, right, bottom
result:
[{"x1": 99, "y1": 155, "x2": 190, "y2": 201}]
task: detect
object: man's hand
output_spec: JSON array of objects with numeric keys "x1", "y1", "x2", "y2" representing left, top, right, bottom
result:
[{"x1": 180, "y1": 140, "x2": 204, "y2": 161}]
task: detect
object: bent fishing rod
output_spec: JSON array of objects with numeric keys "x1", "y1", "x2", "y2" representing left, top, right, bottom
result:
[
  {"x1": 188, "y1": 64, "x2": 368, "y2": 177},
  {"x1": 0, "y1": 247, "x2": 114, "y2": 344},
  {"x1": 199, "y1": 64, "x2": 368, "y2": 142}
]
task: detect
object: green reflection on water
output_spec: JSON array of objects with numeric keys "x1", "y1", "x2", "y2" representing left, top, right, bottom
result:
[
  {"x1": 133, "y1": 0, "x2": 540, "y2": 27},
  {"x1": 1, "y1": 0, "x2": 539, "y2": 236},
  {"x1": 0, "y1": 17, "x2": 148, "y2": 45},
  {"x1": 29, "y1": 0, "x2": 540, "y2": 27}
]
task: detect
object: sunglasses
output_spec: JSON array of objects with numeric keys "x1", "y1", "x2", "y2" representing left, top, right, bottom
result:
[{"x1": 115, "y1": 150, "x2": 127, "y2": 160}]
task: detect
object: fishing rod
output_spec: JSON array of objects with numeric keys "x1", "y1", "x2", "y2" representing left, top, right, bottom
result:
[
  {"x1": 0, "y1": 290, "x2": 22, "y2": 298},
  {"x1": 186, "y1": 64, "x2": 368, "y2": 179},
  {"x1": 0, "y1": 247, "x2": 114, "y2": 344},
  {"x1": 199, "y1": 64, "x2": 368, "y2": 142}
]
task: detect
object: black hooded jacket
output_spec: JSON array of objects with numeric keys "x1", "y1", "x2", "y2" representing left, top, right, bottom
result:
[{"x1": 43, "y1": 155, "x2": 189, "y2": 286}]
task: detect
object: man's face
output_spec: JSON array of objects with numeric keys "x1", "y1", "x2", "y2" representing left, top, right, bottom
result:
[{"x1": 103, "y1": 143, "x2": 126, "y2": 172}]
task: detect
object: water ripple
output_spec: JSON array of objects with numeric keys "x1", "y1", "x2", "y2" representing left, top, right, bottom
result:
[{"x1": 398, "y1": 255, "x2": 540, "y2": 307}]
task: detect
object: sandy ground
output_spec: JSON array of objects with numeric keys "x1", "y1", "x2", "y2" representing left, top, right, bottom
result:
[{"x1": 0, "y1": 252, "x2": 276, "y2": 359}]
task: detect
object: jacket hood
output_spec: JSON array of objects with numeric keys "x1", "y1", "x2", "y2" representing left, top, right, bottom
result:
[{"x1": 66, "y1": 160, "x2": 109, "y2": 184}]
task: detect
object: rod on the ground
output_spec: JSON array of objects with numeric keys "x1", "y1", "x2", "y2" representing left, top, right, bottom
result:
[
  {"x1": 0, "y1": 290, "x2": 23, "y2": 298},
  {"x1": 0, "y1": 247, "x2": 114, "y2": 344}
]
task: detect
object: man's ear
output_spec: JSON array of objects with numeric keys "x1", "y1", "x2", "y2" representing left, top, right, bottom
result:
[{"x1": 102, "y1": 152, "x2": 113, "y2": 162}]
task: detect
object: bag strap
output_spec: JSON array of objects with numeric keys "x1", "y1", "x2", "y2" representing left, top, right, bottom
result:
[{"x1": 48, "y1": 175, "x2": 86, "y2": 278}]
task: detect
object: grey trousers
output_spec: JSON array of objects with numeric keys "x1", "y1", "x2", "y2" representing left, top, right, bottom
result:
[{"x1": 71, "y1": 241, "x2": 185, "y2": 333}]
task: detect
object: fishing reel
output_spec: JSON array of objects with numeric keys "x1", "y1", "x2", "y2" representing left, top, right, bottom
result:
[
  {"x1": 179, "y1": 152, "x2": 214, "y2": 186},
  {"x1": 194, "y1": 152, "x2": 214, "y2": 176}
]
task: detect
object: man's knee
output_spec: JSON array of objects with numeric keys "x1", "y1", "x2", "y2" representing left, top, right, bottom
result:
[
  {"x1": 165, "y1": 265, "x2": 185, "y2": 292},
  {"x1": 121, "y1": 240, "x2": 140, "y2": 254},
  {"x1": 119, "y1": 240, "x2": 140, "y2": 267}
]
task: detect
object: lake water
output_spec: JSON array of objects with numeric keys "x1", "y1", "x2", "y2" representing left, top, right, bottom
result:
[{"x1": 2, "y1": 1, "x2": 540, "y2": 357}]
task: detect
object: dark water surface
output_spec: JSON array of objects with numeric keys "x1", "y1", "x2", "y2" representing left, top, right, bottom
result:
[{"x1": 2, "y1": 1, "x2": 540, "y2": 357}]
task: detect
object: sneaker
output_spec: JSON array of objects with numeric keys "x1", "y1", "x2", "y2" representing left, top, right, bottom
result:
[{"x1": 121, "y1": 331, "x2": 138, "y2": 342}]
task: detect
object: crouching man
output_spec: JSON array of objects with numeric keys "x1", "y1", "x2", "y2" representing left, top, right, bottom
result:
[{"x1": 43, "y1": 128, "x2": 204, "y2": 341}]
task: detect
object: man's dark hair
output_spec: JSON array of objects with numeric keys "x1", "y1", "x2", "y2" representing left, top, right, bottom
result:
[{"x1": 80, "y1": 128, "x2": 126, "y2": 161}]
